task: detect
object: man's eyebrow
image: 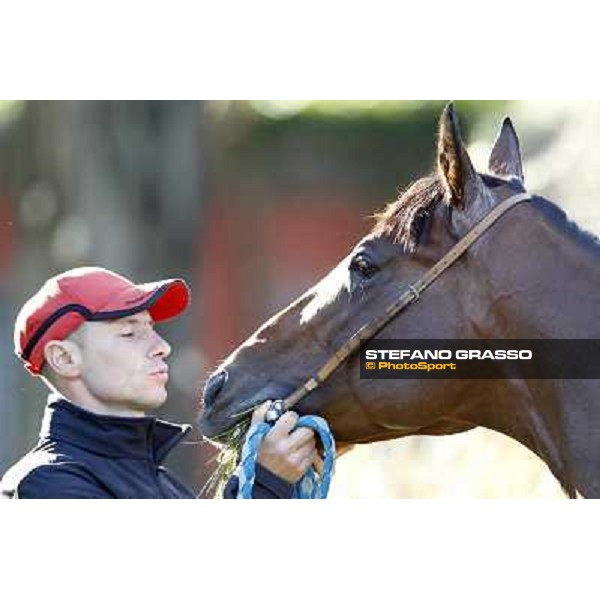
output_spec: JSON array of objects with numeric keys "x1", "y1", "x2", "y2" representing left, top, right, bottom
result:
[{"x1": 112, "y1": 316, "x2": 155, "y2": 326}]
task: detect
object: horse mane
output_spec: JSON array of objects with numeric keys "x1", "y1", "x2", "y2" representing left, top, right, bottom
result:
[
  {"x1": 372, "y1": 172, "x2": 600, "y2": 258},
  {"x1": 532, "y1": 196, "x2": 600, "y2": 255},
  {"x1": 372, "y1": 174, "x2": 445, "y2": 252}
]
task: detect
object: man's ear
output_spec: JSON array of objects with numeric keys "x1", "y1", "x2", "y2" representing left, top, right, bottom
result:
[
  {"x1": 43, "y1": 339, "x2": 83, "y2": 379},
  {"x1": 489, "y1": 117, "x2": 524, "y2": 182}
]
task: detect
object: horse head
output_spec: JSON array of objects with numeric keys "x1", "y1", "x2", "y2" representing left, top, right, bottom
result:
[{"x1": 199, "y1": 104, "x2": 600, "y2": 497}]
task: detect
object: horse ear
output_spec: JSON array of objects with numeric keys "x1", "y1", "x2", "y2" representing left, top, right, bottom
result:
[
  {"x1": 488, "y1": 117, "x2": 524, "y2": 182},
  {"x1": 437, "y1": 102, "x2": 483, "y2": 208}
]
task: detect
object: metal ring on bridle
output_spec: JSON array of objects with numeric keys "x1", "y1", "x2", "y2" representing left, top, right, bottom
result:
[
  {"x1": 264, "y1": 399, "x2": 285, "y2": 424},
  {"x1": 407, "y1": 284, "x2": 420, "y2": 303}
]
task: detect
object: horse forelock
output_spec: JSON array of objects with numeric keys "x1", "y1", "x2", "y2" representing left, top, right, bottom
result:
[{"x1": 371, "y1": 175, "x2": 445, "y2": 252}]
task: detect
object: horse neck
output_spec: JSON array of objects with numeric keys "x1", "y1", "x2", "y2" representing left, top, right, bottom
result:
[
  {"x1": 472, "y1": 197, "x2": 600, "y2": 338},
  {"x1": 463, "y1": 197, "x2": 600, "y2": 497}
]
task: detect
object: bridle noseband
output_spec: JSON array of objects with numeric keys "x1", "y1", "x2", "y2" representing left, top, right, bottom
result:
[{"x1": 265, "y1": 192, "x2": 532, "y2": 421}]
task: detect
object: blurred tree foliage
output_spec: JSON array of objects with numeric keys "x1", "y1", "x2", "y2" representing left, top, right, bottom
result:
[{"x1": 209, "y1": 100, "x2": 508, "y2": 207}]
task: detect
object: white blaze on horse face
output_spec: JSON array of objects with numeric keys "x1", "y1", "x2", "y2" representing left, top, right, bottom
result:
[{"x1": 299, "y1": 259, "x2": 351, "y2": 324}]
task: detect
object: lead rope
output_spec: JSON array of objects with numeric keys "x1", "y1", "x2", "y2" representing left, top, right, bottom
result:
[{"x1": 236, "y1": 415, "x2": 336, "y2": 499}]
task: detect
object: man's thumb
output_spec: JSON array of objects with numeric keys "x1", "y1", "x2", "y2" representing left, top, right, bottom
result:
[
  {"x1": 269, "y1": 410, "x2": 299, "y2": 436},
  {"x1": 250, "y1": 400, "x2": 273, "y2": 426}
]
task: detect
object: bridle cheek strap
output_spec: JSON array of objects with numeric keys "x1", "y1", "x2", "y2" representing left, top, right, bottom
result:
[{"x1": 279, "y1": 192, "x2": 532, "y2": 412}]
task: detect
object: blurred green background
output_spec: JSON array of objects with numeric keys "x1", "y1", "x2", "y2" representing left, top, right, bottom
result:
[{"x1": 0, "y1": 100, "x2": 597, "y2": 497}]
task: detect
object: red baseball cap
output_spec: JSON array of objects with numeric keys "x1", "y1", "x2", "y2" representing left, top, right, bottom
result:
[{"x1": 14, "y1": 266, "x2": 191, "y2": 376}]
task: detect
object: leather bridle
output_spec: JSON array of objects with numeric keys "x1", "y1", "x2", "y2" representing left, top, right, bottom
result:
[{"x1": 266, "y1": 191, "x2": 532, "y2": 420}]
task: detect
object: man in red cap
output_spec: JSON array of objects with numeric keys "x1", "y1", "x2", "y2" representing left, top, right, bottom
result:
[{"x1": 1, "y1": 267, "x2": 317, "y2": 499}]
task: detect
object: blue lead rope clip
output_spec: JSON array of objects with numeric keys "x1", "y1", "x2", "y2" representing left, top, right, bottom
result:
[{"x1": 236, "y1": 404, "x2": 336, "y2": 499}]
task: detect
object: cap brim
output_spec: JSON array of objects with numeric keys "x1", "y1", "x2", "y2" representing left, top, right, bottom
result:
[{"x1": 93, "y1": 279, "x2": 190, "y2": 322}]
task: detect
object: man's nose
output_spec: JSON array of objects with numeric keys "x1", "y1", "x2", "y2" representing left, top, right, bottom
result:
[{"x1": 151, "y1": 331, "x2": 171, "y2": 359}]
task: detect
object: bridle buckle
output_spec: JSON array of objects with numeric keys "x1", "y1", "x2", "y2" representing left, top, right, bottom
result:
[{"x1": 407, "y1": 284, "x2": 420, "y2": 303}]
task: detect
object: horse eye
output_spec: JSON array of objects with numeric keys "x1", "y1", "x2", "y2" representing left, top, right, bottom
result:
[{"x1": 350, "y1": 254, "x2": 378, "y2": 278}]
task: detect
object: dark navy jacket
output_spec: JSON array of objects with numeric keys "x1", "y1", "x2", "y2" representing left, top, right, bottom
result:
[{"x1": 0, "y1": 395, "x2": 294, "y2": 499}]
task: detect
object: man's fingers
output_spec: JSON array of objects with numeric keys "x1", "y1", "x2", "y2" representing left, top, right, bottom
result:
[
  {"x1": 250, "y1": 400, "x2": 273, "y2": 426},
  {"x1": 267, "y1": 411, "x2": 299, "y2": 437},
  {"x1": 287, "y1": 426, "x2": 317, "y2": 451},
  {"x1": 293, "y1": 448, "x2": 317, "y2": 473},
  {"x1": 312, "y1": 452, "x2": 324, "y2": 476}
]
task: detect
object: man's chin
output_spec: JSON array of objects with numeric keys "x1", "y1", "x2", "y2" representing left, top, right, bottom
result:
[
  {"x1": 146, "y1": 395, "x2": 168, "y2": 411},
  {"x1": 135, "y1": 390, "x2": 168, "y2": 413}
]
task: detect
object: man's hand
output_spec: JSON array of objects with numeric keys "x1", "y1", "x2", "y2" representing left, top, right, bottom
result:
[{"x1": 251, "y1": 401, "x2": 318, "y2": 484}]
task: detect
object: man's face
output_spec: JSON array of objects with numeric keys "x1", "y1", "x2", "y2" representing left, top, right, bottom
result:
[{"x1": 76, "y1": 311, "x2": 172, "y2": 414}]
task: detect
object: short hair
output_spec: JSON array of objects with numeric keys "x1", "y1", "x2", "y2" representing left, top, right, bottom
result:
[{"x1": 39, "y1": 326, "x2": 85, "y2": 390}]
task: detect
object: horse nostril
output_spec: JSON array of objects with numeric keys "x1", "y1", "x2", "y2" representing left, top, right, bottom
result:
[{"x1": 202, "y1": 370, "x2": 227, "y2": 409}]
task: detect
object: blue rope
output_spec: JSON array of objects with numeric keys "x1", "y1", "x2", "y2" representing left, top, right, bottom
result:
[{"x1": 236, "y1": 415, "x2": 336, "y2": 499}]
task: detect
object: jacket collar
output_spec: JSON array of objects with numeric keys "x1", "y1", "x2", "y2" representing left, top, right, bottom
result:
[{"x1": 40, "y1": 394, "x2": 192, "y2": 463}]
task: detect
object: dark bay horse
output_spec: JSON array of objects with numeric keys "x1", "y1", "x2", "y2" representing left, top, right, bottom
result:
[{"x1": 198, "y1": 104, "x2": 600, "y2": 498}]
